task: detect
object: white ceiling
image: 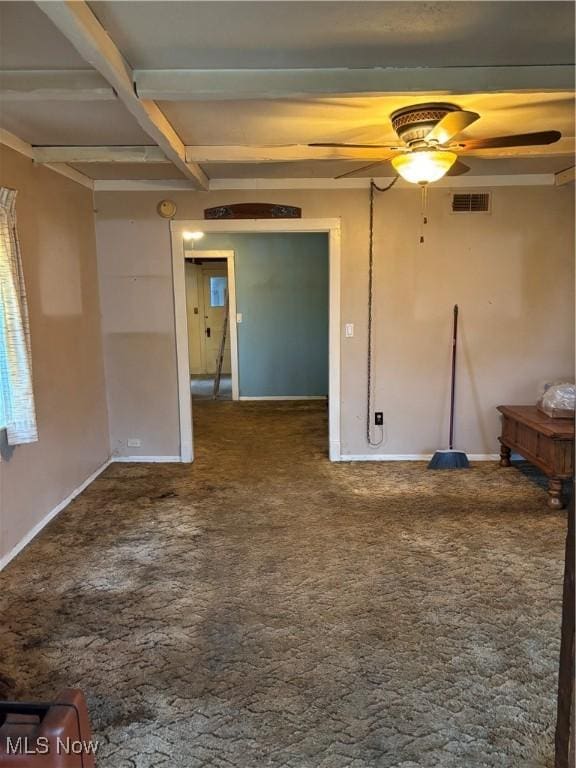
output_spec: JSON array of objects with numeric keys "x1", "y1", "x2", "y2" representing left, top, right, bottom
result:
[
  {"x1": 0, "y1": 1, "x2": 574, "y2": 185},
  {"x1": 70, "y1": 162, "x2": 186, "y2": 180},
  {"x1": 87, "y1": 1, "x2": 574, "y2": 69},
  {"x1": 0, "y1": 2, "x2": 89, "y2": 69},
  {"x1": 0, "y1": 100, "x2": 154, "y2": 146},
  {"x1": 158, "y1": 92, "x2": 576, "y2": 146}
]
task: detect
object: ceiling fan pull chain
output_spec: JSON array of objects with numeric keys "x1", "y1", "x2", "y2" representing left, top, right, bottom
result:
[{"x1": 419, "y1": 183, "x2": 428, "y2": 244}]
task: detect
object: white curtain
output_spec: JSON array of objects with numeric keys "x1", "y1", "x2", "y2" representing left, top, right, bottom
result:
[{"x1": 0, "y1": 187, "x2": 38, "y2": 445}]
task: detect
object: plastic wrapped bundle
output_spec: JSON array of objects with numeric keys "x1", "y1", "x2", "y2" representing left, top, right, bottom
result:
[{"x1": 537, "y1": 382, "x2": 575, "y2": 419}]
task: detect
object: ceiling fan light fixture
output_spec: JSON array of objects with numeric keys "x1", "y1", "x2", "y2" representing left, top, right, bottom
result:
[{"x1": 391, "y1": 150, "x2": 458, "y2": 185}]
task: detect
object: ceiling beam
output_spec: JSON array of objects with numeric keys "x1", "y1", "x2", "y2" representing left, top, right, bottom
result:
[
  {"x1": 555, "y1": 165, "x2": 575, "y2": 185},
  {"x1": 185, "y1": 145, "x2": 397, "y2": 163},
  {"x1": 186, "y1": 143, "x2": 575, "y2": 164},
  {"x1": 0, "y1": 70, "x2": 115, "y2": 101},
  {"x1": 5, "y1": 66, "x2": 573, "y2": 103},
  {"x1": 30, "y1": 142, "x2": 576, "y2": 167},
  {"x1": 0, "y1": 128, "x2": 35, "y2": 159},
  {"x1": 33, "y1": 146, "x2": 169, "y2": 164},
  {"x1": 207, "y1": 175, "x2": 557, "y2": 190},
  {"x1": 135, "y1": 66, "x2": 575, "y2": 101},
  {"x1": 92, "y1": 174, "x2": 557, "y2": 193},
  {"x1": 36, "y1": 1, "x2": 208, "y2": 190},
  {"x1": 1, "y1": 129, "x2": 94, "y2": 189},
  {"x1": 40, "y1": 163, "x2": 95, "y2": 189}
]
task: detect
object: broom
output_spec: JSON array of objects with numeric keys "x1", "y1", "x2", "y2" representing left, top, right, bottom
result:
[{"x1": 428, "y1": 304, "x2": 470, "y2": 469}]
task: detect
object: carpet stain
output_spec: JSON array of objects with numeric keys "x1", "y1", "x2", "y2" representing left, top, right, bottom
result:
[{"x1": 0, "y1": 401, "x2": 565, "y2": 767}]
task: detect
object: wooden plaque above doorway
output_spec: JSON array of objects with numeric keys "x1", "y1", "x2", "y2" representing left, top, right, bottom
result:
[{"x1": 204, "y1": 202, "x2": 302, "y2": 219}]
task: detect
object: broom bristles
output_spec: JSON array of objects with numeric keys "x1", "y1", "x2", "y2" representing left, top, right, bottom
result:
[{"x1": 427, "y1": 449, "x2": 470, "y2": 470}]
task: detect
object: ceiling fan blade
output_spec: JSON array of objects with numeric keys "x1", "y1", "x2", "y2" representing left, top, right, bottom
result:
[
  {"x1": 445, "y1": 160, "x2": 471, "y2": 177},
  {"x1": 309, "y1": 142, "x2": 400, "y2": 149},
  {"x1": 335, "y1": 159, "x2": 391, "y2": 179},
  {"x1": 456, "y1": 130, "x2": 562, "y2": 151},
  {"x1": 425, "y1": 110, "x2": 480, "y2": 145}
]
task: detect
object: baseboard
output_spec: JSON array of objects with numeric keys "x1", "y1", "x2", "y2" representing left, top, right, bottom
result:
[
  {"x1": 469, "y1": 454, "x2": 500, "y2": 461},
  {"x1": 340, "y1": 453, "x2": 500, "y2": 462},
  {"x1": 239, "y1": 396, "x2": 326, "y2": 401},
  {"x1": 0, "y1": 456, "x2": 112, "y2": 572},
  {"x1": 111, "y1": 455, "x2": 182, "y2": 463}
]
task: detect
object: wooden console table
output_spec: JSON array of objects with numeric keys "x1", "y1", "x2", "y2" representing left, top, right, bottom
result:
[{"x1": 497, "y1": 405, "x2": 574, "y2": 509}]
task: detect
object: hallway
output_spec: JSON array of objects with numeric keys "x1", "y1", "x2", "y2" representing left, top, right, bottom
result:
[
  {"x1": 191, "y1": 374, "x2": 232, "y2": 400},
  {"x1": 0, "y1": 401, "x2": 565, "y2": 767}
]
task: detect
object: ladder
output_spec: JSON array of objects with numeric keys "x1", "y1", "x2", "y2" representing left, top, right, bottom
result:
[{"x1": 213, "y1": 289, "x2": 229, "y2": 399}]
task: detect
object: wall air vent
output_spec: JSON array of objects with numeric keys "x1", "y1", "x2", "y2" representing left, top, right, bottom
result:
[{"x1": 451, "y1": 192, "x2": 491, "y2": 213}]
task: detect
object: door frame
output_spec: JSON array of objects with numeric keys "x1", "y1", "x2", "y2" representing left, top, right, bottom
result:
[
  {"x1": 186, "y1": 250, "x2": 239, "y2": 395},
  {"x1": 171, "y1": 218, "x2": 341, "y2": 463}
]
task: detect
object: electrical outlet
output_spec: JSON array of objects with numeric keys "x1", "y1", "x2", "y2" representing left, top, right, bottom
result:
[
  {"x1": 127, "y1": 438, "x2": 141, "y2": 447},
  {"x1": 344, "y1": 323, "x2": 354, "y2": 338},
  {"x1": 374, "y1": 412, "x2": 384, "y2": 426}
]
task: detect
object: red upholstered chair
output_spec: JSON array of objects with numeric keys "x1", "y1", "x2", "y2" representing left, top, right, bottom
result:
[{"x1": 0, "y1": 689, "x2": 96, "y2": 767}]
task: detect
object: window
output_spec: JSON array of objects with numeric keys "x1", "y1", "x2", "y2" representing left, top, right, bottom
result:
[
  {"x1": 210, "y1": 276, "x2": 227, "y2": 307},
  {"x1": 0, "y1": 308, "x2": 6, "y2": 430},
  {"x1": 0, "y1": 187, "x2": 37, "y2": 445}
]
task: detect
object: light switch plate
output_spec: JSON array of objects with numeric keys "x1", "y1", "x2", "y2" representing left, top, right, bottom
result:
[
  {"x1": 345, "y1": 323, "x2": 354, "y2": 338},
  {"x1": 236, "y1": 313, "x2": 243, "y2": 323}
]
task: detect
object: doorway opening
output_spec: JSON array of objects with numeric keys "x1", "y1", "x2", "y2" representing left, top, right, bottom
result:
[
  {"x1": 184, "y1": 250, "x2": 239, "y2": 402},
  {"x1": 171, "y1": 219, "x2": 341, "y2": 463}
]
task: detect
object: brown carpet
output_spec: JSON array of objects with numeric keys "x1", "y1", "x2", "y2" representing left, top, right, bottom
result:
[{"x1": 0, "y1": 401, "x2": 565, "y2": 767}]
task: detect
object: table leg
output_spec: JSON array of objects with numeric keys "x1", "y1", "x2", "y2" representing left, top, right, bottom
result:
[
  {"x1": 499, "y1": 442, "x2": 512, "y2": 467},
  {"x1": 548, "y1": 478, "x2": 565, "y2": 510}
]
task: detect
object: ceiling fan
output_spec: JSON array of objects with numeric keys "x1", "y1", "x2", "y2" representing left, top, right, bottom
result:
[{"x1": 309, "y1": 103, "x2": 562, "y2": 183}]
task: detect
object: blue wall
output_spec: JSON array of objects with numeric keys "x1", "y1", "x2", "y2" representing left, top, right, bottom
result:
[{"x1": 199, "y1": 233, "x2": 329, "y2": 397}]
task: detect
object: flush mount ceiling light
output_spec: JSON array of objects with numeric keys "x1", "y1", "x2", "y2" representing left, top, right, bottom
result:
[
  {"x1": 391, "y1": 149, "x2": 457, "y2": 185},
  {"x1": 182, "y1": 231, "x2": 205, "y2": 241}
]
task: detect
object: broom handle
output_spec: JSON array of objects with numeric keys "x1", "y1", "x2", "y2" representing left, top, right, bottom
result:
[{"x1": 449, "y1": 304, "x2": 458, "y2": 451}]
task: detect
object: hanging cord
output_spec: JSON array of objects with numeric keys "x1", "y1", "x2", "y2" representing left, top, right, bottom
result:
[
  {"x1": 367, "y1": 176, "x2": 399, "y2": 447},
  {"x1": 419, "y1": 183, "x2": 428, "y2": 244}
]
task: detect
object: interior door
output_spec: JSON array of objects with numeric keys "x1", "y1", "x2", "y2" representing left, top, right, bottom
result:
[{"x1": 202, "y1": 267, "x2": 231, "y2": 374}]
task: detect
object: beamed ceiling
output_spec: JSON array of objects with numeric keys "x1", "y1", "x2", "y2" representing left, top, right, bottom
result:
[{"x1": 0, "y1": 1, "x2": 574, "y2": 190}]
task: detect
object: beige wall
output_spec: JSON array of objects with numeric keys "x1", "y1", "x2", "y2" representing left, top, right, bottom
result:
[
  {"x1": 0, "y1": 145, "x2": 110, "y2": 564},
  {"x1": 94, "y1": 184, "x2": 574, "y2": 458}
]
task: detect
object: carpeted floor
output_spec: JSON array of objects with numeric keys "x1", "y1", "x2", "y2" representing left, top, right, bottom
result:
[{"x1": 0, "y1": 401, "x2": 566, "y2": 767}]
